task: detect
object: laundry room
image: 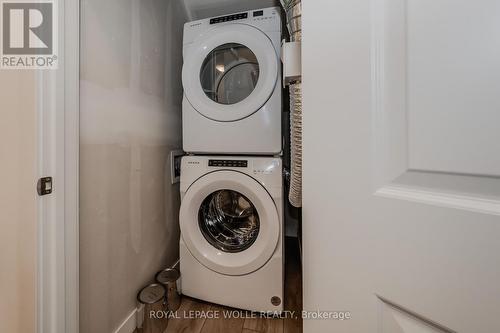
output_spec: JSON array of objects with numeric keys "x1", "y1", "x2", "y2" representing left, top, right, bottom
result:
[
  {"x1": 79, "y1": 0, "x2": 302, "y2": 332},
  {"x1": 3, "y1": 0, "x2": 499, "y2": 333}
]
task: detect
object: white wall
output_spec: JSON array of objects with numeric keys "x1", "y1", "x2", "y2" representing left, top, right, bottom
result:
[
  {"x1": 79, "y1": 0, "x2": 188, "y2": 332},
  {"x1": 0, "y1": 72, "x2": 37, "y2": 333}
]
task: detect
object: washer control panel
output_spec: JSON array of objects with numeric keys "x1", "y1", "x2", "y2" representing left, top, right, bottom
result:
[
  {"x1": 252, "y1": 159, "x2": 280, "y2": 175},
  {"x1": 181, "y1": 156, "x2": 282, "y2": 191},
  {"x1": 208, "y1": 159, "x2": 248, "y2": 168}
]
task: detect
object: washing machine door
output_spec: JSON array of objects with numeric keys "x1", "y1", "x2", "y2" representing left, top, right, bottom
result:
[
  {"x1": 182, "y1": 24, "x2": 279, "y2": 122},
  {"x1": 180, "y1": 171, "x2": 280, "y2": 276}
]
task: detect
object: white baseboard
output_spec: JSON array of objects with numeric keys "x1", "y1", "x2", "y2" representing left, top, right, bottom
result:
[{"x1": 113, "y1": 308, "x2": 138, "y2": 333}]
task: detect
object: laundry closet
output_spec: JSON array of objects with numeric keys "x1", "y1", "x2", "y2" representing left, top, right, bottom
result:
[{"x1": 79, "y1": 0, "x2": 302, "y2": 332}]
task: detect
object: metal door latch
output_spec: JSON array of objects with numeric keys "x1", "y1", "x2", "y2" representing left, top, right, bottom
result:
[{"x1": 37, "y1": 177, "x2": 53, "y2": 196}]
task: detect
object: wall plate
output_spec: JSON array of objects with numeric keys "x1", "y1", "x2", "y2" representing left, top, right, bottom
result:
[{"x1": 170, "y1": 150, "x2": 184, "y2": 184}]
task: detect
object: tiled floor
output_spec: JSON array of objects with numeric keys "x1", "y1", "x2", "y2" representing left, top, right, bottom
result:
[{"x1": 163, "y1": 238, "x2": 303, "y2": 333}]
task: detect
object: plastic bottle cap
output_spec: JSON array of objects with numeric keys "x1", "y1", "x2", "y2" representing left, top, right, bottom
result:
[{"x1": 137, "y1": 284, "x2": 165, "y2": 304}]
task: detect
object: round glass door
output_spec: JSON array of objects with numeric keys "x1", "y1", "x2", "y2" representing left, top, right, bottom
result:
[
  {"x1": 179, "y1": 169, "x2": 280, "y2": 275},
  {"x1": 200, "y1": 43, "x2": 260, "y2": 105},
  {"x1": 198, "y1": 189, "x2": 260, "y2": 252}
]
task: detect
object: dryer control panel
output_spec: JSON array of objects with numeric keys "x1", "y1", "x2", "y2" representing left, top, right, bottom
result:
[
  {"x1": 183, "y1": 7, "x2": 281, "y2": 44},
  {"x1": 208, "y1": 9, "x2": 273, "y2": 25},
  {"x1": 210, "y1": 13, "x2": 248, "y2": 24}
]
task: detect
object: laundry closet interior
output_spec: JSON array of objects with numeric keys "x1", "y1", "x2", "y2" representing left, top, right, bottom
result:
[{"x1": 79, "y1": 0, "x2": 302, "y2": 332}]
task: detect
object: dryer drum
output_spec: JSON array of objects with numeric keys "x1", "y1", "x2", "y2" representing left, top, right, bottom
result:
[
  {"x1": 198, "y1": 190, "x2": 260, "y2": 253},
  {"x1": 215, "y1": 61, "x2": 259, "y2": 105},
  {"x1": 200, "y1": 43, "x2": 260, "y2": 105}
]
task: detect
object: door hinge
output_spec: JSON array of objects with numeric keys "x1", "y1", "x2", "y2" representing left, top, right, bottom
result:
[{"x1": 37, "y1": 177, "x2": 53, "y2": 196}]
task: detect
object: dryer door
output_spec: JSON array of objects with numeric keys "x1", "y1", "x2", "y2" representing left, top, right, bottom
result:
[
  {"x1": 180, "y1": 171, "x2": 280, "y2": 276},
  {"x1": 182, "y1": 24, "x2": 279, "y2": 122}
]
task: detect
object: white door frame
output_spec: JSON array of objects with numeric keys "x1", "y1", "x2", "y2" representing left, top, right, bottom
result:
[{"x1": 37, "y1": 0, "x2": 79, "y2": 332}]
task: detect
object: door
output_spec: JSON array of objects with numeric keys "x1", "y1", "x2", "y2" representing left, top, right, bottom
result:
[
  {"x1": 182, "y1": 24, "x2": 279, "y2": 121},
  {"x1": 302, "y1": 0, "x2": 500, "y2": 332},
  {"x1": 180, "y1": 170, "x2": 280, "y2": 275}
]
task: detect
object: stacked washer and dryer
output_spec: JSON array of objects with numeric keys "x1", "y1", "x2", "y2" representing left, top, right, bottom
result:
[{"x1": 179, "y1": 7, "x2": 285, "y2": 312}]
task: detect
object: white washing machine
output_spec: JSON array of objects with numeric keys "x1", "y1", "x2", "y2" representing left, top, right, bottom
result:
[
  {"x1": 179, "y1": 156, "x2": 284, "y2": 312},
  {"x1": 182, "y1": 7, "x2": 282, "y2": 155}
]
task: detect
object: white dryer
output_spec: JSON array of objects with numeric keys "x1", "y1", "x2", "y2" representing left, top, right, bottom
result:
[
  {"x1": 182, "y1": 7, "x2": 282, "y2": 155},
  {"x1": 179, "y1": 156, "x2": 283, "y2": 312}
]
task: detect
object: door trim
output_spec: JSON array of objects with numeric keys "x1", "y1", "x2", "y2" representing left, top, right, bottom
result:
[{"x1": 37, "y1": 0, "x2": 79, "y2": 332}]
